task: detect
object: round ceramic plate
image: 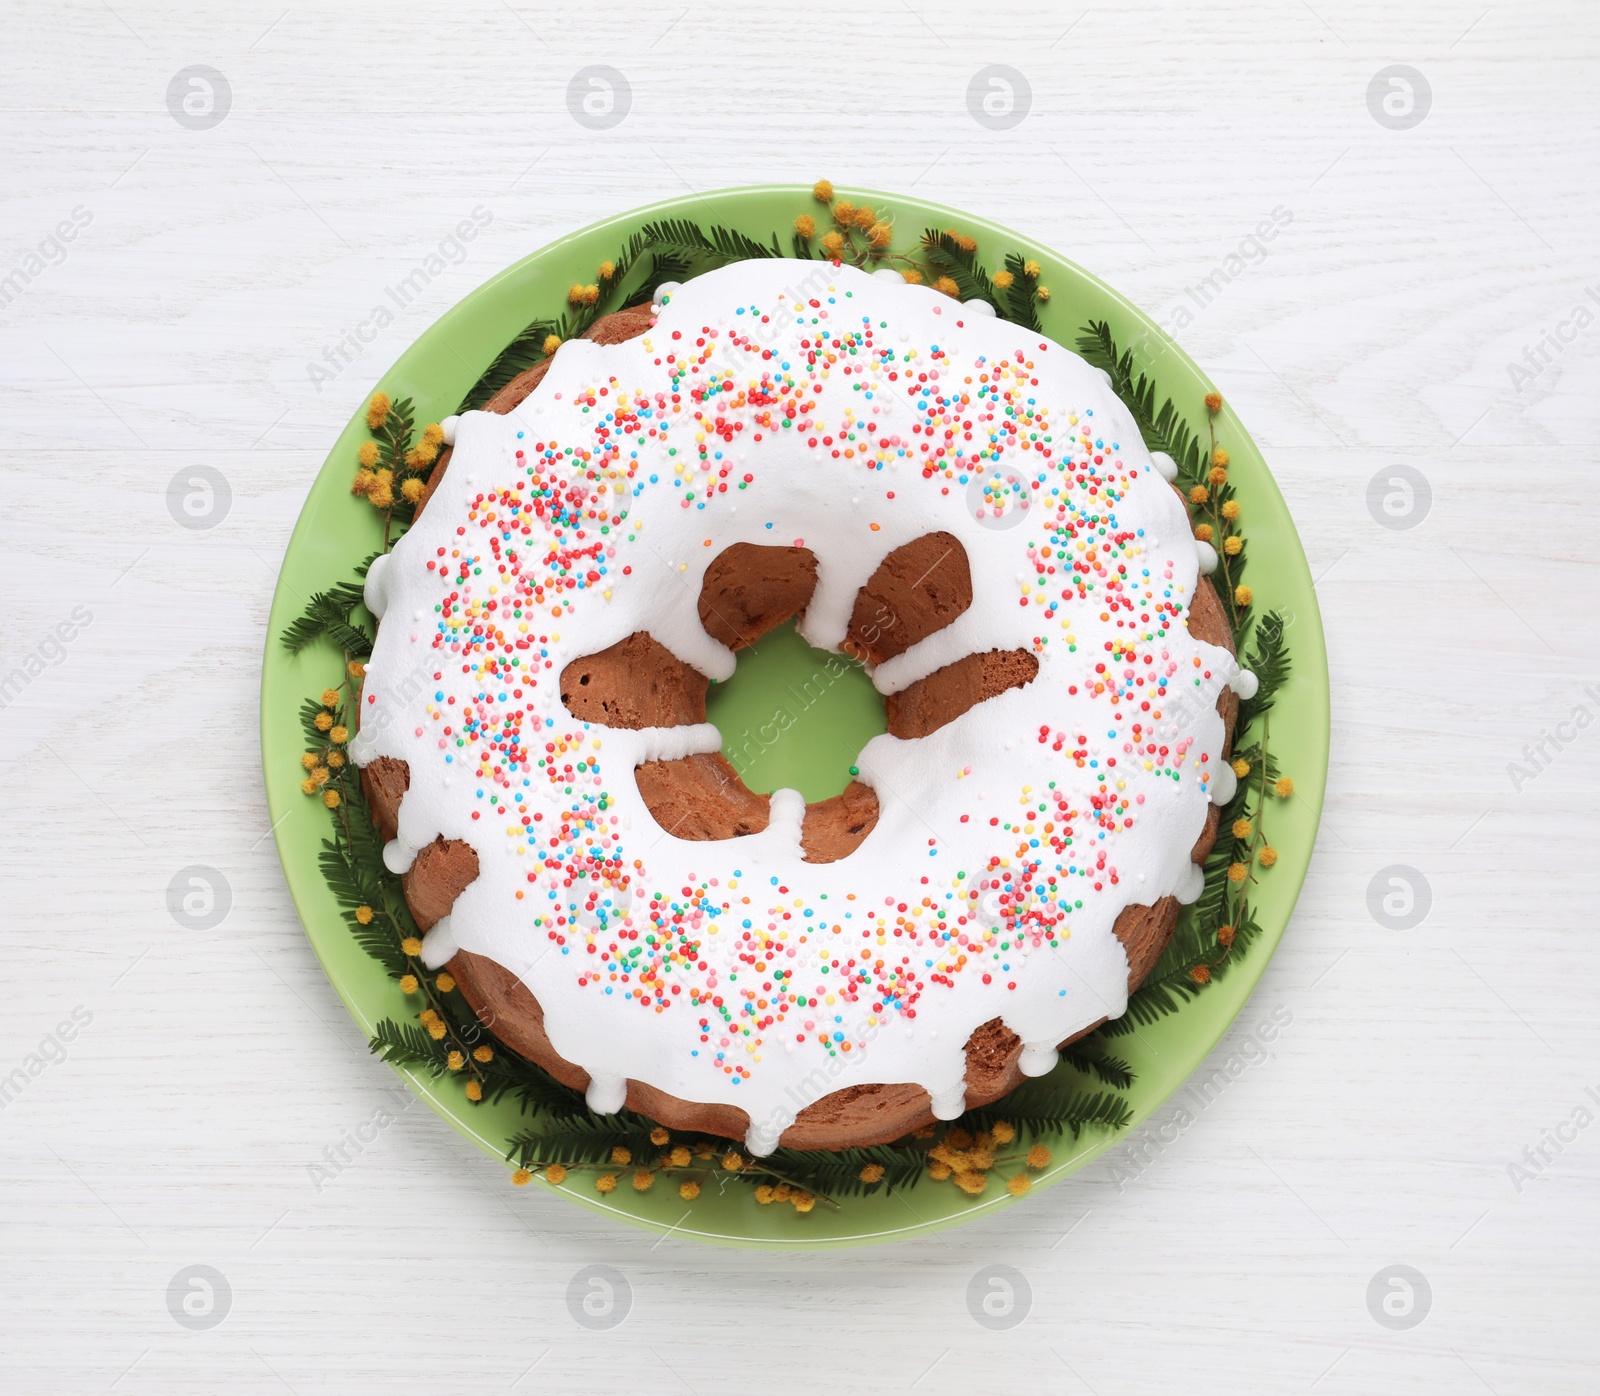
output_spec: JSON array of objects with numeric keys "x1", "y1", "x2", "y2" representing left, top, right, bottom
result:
[{"x1": 262, "y1": 186, "x2": 1329, "y2": 1248}]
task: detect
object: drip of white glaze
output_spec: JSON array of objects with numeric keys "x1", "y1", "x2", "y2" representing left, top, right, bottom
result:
[
  {"x1": 744, "y1": 1118, "x2": 788, "y2": 1157},
  {"x1": 1210, "y1": 763, "x2": 1238, "y2": 806},
  {"x1": 421, "y1": 914, "x2": 458, "y2": 970},
  {"x1": 364, "y1": 553, "x2": 391, "y2": 620},
  {"x1": 585, "y1": 1073, "x2": 628, "y2": 1114},
  {"x1": 1018, "y1": 1042, "x2": 1060, "y2": 1077},
  {"x1": 929, "y1": 1081, "x2": 970, "y2": 1119}
]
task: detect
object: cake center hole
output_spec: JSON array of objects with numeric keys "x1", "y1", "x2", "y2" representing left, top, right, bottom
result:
[{"x1": 705, "y1": 620, "x2": 886, "y2": 804}]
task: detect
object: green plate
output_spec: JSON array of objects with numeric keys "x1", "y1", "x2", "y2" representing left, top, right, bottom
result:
[{"x1": 262, "y1": 186, "x2": 1329, "y2": 1248}]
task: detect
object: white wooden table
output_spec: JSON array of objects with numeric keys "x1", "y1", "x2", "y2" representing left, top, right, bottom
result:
[{"x1": 4, "y1": 2, "x2": 1597, "y2": 1390}]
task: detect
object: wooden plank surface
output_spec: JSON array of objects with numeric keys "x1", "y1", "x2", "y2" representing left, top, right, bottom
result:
[{"x1": 2, "y1": 2, "x2": 1597, "y2": 1391}]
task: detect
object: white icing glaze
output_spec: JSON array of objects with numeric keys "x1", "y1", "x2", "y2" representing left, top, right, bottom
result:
[
  {"x1": 364, "y1": 552, "x2": 391, "y2": 620},
  {"x1": 1017, "y1": 1042, "x2": 1060, "y2": 1077},
  {"x1": 929, "y1": 1082, "x2": 969, "y2": 1119},
  {"x1": 352, "y1": 260, "x2": 1237, "y2": 1153},
  {"x1": 420, "y1": 913, "x2": 457, "y2": 970},
  {"x1": 585, "y1": 1073, "x2": 628, "y2": 1114},
  {"x1": 1209, "y1": 763, "x2": 1237, "y2": 806}
]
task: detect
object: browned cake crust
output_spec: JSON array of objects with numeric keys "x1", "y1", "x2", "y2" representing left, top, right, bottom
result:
[
  {"x1": 843, "y1": 531, "x2": 971, "y2": 664},
  {"x1": 361, "y1": 305, "x2": 1239, "y2": 1150},
  {"x1": 699, "y1": 542, "x2": 819, "y2": 650}
]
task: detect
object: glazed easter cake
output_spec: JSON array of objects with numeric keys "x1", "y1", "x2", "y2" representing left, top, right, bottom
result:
[{"x1": 351, "y1": 257, "x2": 1250, "y2": 1157}]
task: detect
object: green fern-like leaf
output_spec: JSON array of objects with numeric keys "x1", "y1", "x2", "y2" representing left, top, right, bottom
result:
[
  {"x1": 298, "y1": 697, "x2": 330, "y2": 748},
  {"x1": 462, "y1": 1035, "x2": 590, "y2": 1117},
  {"x1": 370, "y1": 1018, "x2": 446, "y2": 1074},
  {"x1": 710, "y1": 225, "x2": 783, "y2": 261},
  {"x1": 1101, "y1": 903, "x2": 1268, "y2": 1038},
  {"x1": 999, "y1": 251, "x2": 1043, "y2": 332},
  {"x1": 458, "y1": 235, "x2": 649, "y2": 410},
  {"x1": 506, "y1": 1113, "x2": 675, "y2": 1169},
  {"x1": 1059, "y1": 1039, "x2": 1135, "y2": 1089},
  {"x1": 639, "y1": 218, "x2": 780, "y2": 264},
  {"x1": 959, "y1": 1081, "x2": 1134, "y2": 1141},
  {"x1": 756, "y1": 1143, "x2": 927, "y2": 1198},
  {"x1": 497, "y1": 1071, "x2": 592, "y2": 1120},
  {"x1": 921, "y1": 228, "x2": 999, "y2": 309},
  {"x1": 637, "y1": 217, "x2": 716, "y2": 258},
  {"x1": 621, "y1": 250, "x2": 696, "y2": 308},
  {"x1": 457, "y1": 316, "x2": 566, "y2": 411},
  {"x1": 281, "y1": 583, "x2": 375, "y2": 657},
  {"x1": 1239, "y1": 609, "x2": 1291, "y2": 729}
]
